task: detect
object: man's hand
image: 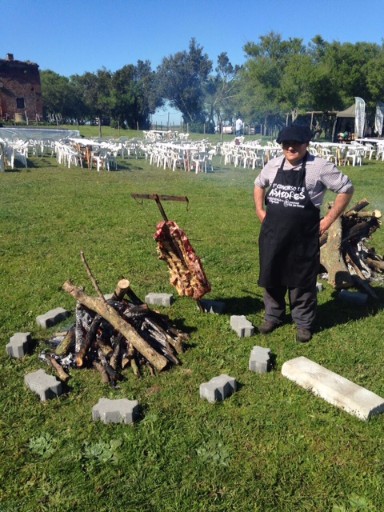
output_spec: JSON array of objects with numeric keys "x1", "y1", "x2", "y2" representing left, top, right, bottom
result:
[
  {"x1": 319, "y1": 193, "x2": 353, "y2": 235},
  {"x1": 254, "y1": 186, "x2": 267, "y2": 223}
]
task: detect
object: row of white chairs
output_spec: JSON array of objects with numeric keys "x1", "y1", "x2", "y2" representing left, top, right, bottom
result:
[
  {"x1": 55, "y1": 142, "x2": 119, "y2": 171},
  {"x1": 310, "y1": 142, "x2": 369, "y2": 166},
  {"x1": 141, "y1": 142, "x2": 216, "y2": 173},
  {"x1": 0, "y1": 139, "x2": 29, "y2": 169},
  {"x1": 220, "y1": 141, "x2": 282, "y2": 169}
]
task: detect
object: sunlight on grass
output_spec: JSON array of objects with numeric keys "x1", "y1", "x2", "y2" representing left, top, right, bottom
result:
[{"x1": 0, "y1": 146, "x2": 384, "y2": 511}]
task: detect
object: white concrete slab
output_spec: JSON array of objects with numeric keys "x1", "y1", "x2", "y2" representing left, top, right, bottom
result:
[{"x1": 281, "y1": 356, "x2": 384, "y2": 421}]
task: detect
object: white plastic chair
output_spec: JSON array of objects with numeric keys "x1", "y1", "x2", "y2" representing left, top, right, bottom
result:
[{"x1": 345, "y1": 147, "x2": 363, "y2": 166}]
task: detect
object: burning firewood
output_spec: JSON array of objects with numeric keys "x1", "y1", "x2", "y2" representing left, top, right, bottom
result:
[
  {"x1": 41, "y1": 253, "x2": 188, "y2": 385},
  {"x1": 320, "y1": 199, "x2": 383, "y2": 297},
  {"x1": 60, "y1": 279, "x2": 187, "y2": 379}
]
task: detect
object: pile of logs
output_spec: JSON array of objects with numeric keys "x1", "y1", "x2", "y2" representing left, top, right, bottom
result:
[
  {"x1": 320, "y1": 199, "x2": 384, "y2": 297},
  {"x1": 41, "y1": 254, "x2": 188, "y2": 385}
]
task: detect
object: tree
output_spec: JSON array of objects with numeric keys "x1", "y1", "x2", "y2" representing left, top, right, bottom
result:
[
  {"x1": 366, "y1": 49, "x2": 384, "y2": 104},
  {"x1": 111, "y1": 60, "x2": 161, "y2": 129},
  {"x1": 156, "y1": 38, "x2": 212, "y2": 125},
  {"x1": 40, "y1": 70, "x2": 82, "y2": 122},
  {"x1": 320, "y1": 41, "x2": 381, "y2": 109},
  {"x1": 70, "y1": 68, "x2": 113, "y2": 125},
  {"x1": 204, "y1": 52, "x2": 241, "y2": 131},
  {"x1": 237, "y1": 32, "x2": 309, "y2": 134},
  {"x1": 237, "y1": 33, "x2": 379, "y2": 135}
]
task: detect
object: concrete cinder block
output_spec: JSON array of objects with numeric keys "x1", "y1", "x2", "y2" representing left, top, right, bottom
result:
[
  {"x1": 6, "y1": 332, "x2": 32, "y2": 358},
  {"x1": 249, "y1": 345, "x2": 272, "y2": 373},
  {"x1": 24, "y1": 369, "x2": 63, "y2": 401},
  {"x1": 338, "y1": 290, "x2": 368, "y2": 306},
  {"x1": 282, "y1": 356, "x2": 384, "y2": 421},
  {"x1": 36, "y1": 307, "x2": 71, "y2": 328},
  {"x1": 92, "y1": 398, "x2": 140, "y2": 424},
  {"x1": 230, "y1": 315, "x2": 255, "y2": 337},
  {"x1": 199, "y1": 299, "x2": 226, "y2": 314},
  {"x1": 200, "y1": 374, "x2": 237, "y2": 403},
  {"x1": 145, "y1": 293, "x2": 174, "y2": 307}
]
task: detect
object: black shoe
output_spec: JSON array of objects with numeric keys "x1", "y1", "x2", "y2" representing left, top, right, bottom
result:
[
  {"x1": 296, "y1": 328, "x2": 312, "y2": 343},
  {"x1": 258, "y1": 321, "x2": 279, "y2": 335}
]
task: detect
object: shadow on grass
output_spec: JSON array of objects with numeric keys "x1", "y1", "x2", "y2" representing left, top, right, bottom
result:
[
  {"x1": 315, "y1": 285, "x2": 384, "y2": 332},
  {"x1": 172, "y1": 317, "x2": 198, "y2": 337},
  {"x1": 7, "y1": 158, "x2": 142, "y2": 172},
  {"x1": 114, "y1": 161, "x2": 144, "y2": 172},
  {"x1": 218, "y1": 294, "x2": 264, "y2": 316}
]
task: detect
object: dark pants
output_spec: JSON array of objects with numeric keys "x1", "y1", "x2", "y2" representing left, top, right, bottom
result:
[{"x1": 263, "y1": 282, "x2": 317, "y2": 330}]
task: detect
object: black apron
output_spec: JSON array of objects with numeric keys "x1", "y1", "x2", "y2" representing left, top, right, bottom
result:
[{"x1": 258, "y1": 154, "x2": 320, "y2": 288}]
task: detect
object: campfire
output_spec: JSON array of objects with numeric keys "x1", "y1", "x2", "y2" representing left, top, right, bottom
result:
[
  {"x1": 41, "y1": 253, "x2": 189, "y2": 386},
  {"x1": 320, "y1": 198, "x2": 384, "y2": 297}
]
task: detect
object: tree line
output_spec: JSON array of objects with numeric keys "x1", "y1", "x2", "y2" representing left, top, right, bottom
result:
[{"x1": 40, "y1": 33, "x2": 384, "y2": 134}]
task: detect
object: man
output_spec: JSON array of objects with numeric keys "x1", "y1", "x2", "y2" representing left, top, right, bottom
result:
[
  {"x1": 235, "y1": 117, "x2": 243, "y2": 136},
  {"x1": 254, "y1": 125, "x2": 354, "y2": 342}
]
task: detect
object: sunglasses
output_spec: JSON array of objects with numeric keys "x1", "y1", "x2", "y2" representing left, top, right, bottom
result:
[{"x1": 281, "y1": 141, "x2": 307, "y2": 147}]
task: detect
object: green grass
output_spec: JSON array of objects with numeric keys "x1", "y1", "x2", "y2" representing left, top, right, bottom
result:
[{"x1": 1, "y1": 143, "x2": 384, "y2": 512}]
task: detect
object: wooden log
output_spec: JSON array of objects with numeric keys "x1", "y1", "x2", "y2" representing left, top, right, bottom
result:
[
  {"x1": 355, "y1": 210, "x2": 381, "y2": 219},
  {"x1": 93, "y1": 361, "x2": 110, "y2": 384},
  {"x1": 62, "y1": 281, "x2": 169, "y2": 372},
  {"x1": 144, "y1": 315, "x2": 184, "y2": 355},
  {"x1": 98, "y1": 350, "x2": 119, "y2": 383},
  {"x1": 80, "y1": 251, "x2": 106, "y2": 301},
  {"x1": 109, "y1": 336, "x2": 121, "y2": 369},
  {"x1": 121, "y1": 341, "x2": 135, "y2": 369},
  {"x1": 112, "y1": 278, "x2": 131, "y2": 301},
  {"x1": 47, "y1": 354, "x2": 70, "y2": 382},
  {"x1": 113, "y1": 278, "x2": 145, "y2": 305},
  {"x1": 345, "y1": 199, "x2": 370, "y2": 216},
  {"x1": 55, "y1": 326, "x2": 76, "y2": 356},
  {"x1": 320, "y1": 217, "x2": 353, "y2": 289},
  {"x1": 96, "y1": 337, "x2": 114, "y2": 357},
  {"x1": 342, "y1": 218, "x2": 380, "y2": 243},
  {"x1": 365, "y1": 257, "x2": 384, "y2": 272},
  {"x1": 76, "y1": 314, "x2": 102, "y2": 367},
  {"x1": 131, "y1": 356, "x2": 140, "y2": 377},
  {"x1": 344, "y1": 251, "x2": 369, "y2": 281}
]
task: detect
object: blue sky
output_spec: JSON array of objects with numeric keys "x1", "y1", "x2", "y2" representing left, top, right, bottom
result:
[{"x1": 2, "y1": 0, "x2": 384, "y2": 123}]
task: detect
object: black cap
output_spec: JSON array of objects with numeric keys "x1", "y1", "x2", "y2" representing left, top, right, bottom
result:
[{"x1": 277, "y1": 126, "x2": 312, "y2": 144}]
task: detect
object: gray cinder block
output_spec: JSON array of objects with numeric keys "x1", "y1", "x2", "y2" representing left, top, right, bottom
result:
[
  {"x1": 200, "y1": 374, "x2": 237, "y2": 403},
  {"x1": 36, "y1": 307, "x2": 71, "y2": 328},
  {"x1": 145, "y1": 293, "x2": 173, "y2": 307},
  {"x1": 24, "y1": 369, "x2": 63, "y2": 401},
  {"x1": 230, "y1": 315, "x2": 255, "y2": 337},
  {"x1": 282, "y1": 356, "x2": 384, "y2": 421},
  {"x1": 92, "y1": 398, "x2": 140, "y2": 424},
  {"x1": 249, "y1": 345, "x2": 272, "y2": 373},
  {"x1": 338, "y1": 290, "x2": 368, "y2": 306},
  {"x1": 6, "y1": 332, "x2": 32, "y2": 358}
]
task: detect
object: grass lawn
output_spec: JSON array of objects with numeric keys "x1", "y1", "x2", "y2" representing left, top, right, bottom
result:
[{"x1": 1, "y1": 135, "x2": 384, "y2": 512}]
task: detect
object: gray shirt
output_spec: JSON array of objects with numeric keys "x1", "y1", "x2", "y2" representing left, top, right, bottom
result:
[{"x1": 254, "y1": 153, "x2": 354, "y2": 209}]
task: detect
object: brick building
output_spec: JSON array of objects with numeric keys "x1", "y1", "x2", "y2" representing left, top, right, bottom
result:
[{"x1": 0, "y1": 53, "x2": 43, "y2": 122}]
